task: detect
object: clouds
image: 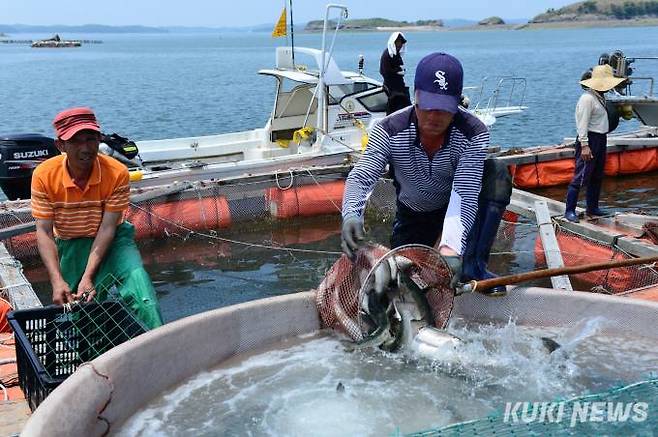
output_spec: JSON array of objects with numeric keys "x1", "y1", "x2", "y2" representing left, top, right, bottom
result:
[{"x1": 2, "y1": 0, "x2": 573, "y2": 27}]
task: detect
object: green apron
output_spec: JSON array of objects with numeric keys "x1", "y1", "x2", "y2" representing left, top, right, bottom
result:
[{"x1": 56, "y1": 222, "x2": 163, "y2": 329}]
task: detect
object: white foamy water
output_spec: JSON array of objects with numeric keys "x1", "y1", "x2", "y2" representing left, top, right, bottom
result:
[{"x1": 118, "y1": 318, "x2": 658, "y2": 436}]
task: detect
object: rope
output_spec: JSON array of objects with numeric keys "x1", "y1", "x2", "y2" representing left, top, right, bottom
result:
[
  {"x1": 128, "y1": 202, "x2": 342, "y2": 256},
  {"x1": 274, "y1": 170, "x2": 295, "y2": 190},
  {"x1": 0, "y1": 333, "x2": 14, "y2": 349},
  {"x1": 320, "y1": 128, "x2": 361, "y2": 152},
  {"x1": 195, "y1": 185, "x2": 210, "y2": 230},
  {"x1": 303, "y1": 168, "x2": 342, "y2": 214}
]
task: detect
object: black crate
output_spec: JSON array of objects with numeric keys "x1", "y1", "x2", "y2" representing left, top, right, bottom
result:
[{"x1": 7, "y1": 301, "x2": 147, "y2": 411}]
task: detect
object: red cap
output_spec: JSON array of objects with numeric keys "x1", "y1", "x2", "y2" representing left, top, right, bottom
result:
[{"x1": 52, "y1": 107, "x2": 101, "y2": 141}]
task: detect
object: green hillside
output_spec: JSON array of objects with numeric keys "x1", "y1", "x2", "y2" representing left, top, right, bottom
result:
[
  {"x1": 533, "y1": 0, "x2": 658, "y2": 22},
  {"x1": 304, "y1": 18, "x2": 443, "y2": 31}
]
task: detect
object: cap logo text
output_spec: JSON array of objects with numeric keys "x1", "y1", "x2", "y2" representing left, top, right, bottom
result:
[{"x1": 434, "y1": 70, "x2": 448, "y2": 91}]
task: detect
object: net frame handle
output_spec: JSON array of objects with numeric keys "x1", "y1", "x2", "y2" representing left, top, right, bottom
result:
[{"x1": 460, "y1": 254, "x2": 658, "y2": 294}]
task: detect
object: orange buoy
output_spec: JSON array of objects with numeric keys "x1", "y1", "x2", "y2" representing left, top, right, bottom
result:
[
  {"x1": 604, "y1": 152, "x2": 620, "y2": 177},
  {"x1": 266, "y1": 180, "x2": 345, "y2": 219},
  {"x1": 618, "y1": 148, "x2": 658, "y2": 175},
  {"x1": 126, "y1": 196, "x2": 231, "y2": 239},
  {"x1": 511, "y1": 163, "x2": 539, "y2": 189},
  {"x1": 0, "y1": 298, "x2": 12, "y2": 333},
  {"x1": 536, "y1": 159, "x2": 575, "y2": 187},
  {"x1": 512, "y1": 147, "x2": 658, "y2": 188}
]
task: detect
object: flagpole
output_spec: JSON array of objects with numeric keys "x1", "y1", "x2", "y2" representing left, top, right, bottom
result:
[
  {"x1": 289, "y1": 0, "x2": 295, "y2": 68},
  {"x1": 284, "y1": 0, "x2": 289, "y2": 46}
]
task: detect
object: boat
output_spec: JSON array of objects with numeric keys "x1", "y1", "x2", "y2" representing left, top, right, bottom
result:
[
  {"x1": 604, "y1": 50, "x2": 658, "y2": 127},
  {"x1": 119, "y1": 54, "x2": 528, "y2": 188},
  {"x1": 30, "y1": 34, "x2": 81, "y2": 48},
  {"x1": 131, "y1": 62, "x2": 527, "y2": 169}
]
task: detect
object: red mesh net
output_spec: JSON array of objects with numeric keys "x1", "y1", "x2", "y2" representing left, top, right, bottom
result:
[
  {"x1": 316, "y1": 244, "x2": 455, "y2": 342},
  {"x1": 535, "y1": 225, "x2": 658, "y2": 294}
]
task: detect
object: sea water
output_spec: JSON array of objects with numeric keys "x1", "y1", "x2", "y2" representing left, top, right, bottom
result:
[
  {"x1": 3, "y1": 27, "x2": 658, "y2": 147},
  {"x1": 117, "y1": 318, "x2": 658, "y2": 436}
]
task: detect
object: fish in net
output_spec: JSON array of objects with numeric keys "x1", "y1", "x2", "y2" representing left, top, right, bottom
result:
[{"x1": 316, "y1": 244, "x2": 455, "y2": 351}]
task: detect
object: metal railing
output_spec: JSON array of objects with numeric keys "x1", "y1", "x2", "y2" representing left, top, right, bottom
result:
[{"x1": 471, "y1": 76, "x2": 527, "y2": 114}]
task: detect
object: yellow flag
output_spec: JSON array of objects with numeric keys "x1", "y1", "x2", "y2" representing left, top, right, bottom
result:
[{"x1": 272, "y1": 7, "x2": 287, "y2": 38}]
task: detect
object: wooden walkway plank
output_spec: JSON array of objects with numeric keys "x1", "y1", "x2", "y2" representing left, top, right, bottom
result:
[
  {"x1": 510, "y1": 189, "x2": 658, "y2": 258},
  {"x1": 0, "y1": 243, "x2": 41, "y2": 310},
  {"x1": 534, "y1": 200, "x2": 573, "y2": 291}
]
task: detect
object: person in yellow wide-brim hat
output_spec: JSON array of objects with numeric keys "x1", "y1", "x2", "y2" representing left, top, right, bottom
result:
[{"x1": 563, "y1": 65, "x2": 626, "y2": 223}]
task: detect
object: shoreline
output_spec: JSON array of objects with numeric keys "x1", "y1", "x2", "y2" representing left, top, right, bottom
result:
[
  {"x1": 305, "y1": 18, "x2": 658, "y2": 33},
  {"x1": 522, "y1": 17, "x2": 658, "y2": 29}
]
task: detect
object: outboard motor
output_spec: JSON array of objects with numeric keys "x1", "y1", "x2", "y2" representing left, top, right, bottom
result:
[
  {"x1": 608, "y1": 50, "x2": 633, "y2": 79},
  {"x1": 0, "y1": 134, "x2": 59, "y2": 200},
  {"x1": 598, "y1": 52, "x2": 610, "y2": 66},
  {"x1": 100, "y1": 132, "x2": 142, "y2": 167}
]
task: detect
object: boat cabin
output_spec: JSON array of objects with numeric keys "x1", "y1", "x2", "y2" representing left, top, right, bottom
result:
[{"x1": 259, "y1": 47, "x2": 387, "y2": 147}]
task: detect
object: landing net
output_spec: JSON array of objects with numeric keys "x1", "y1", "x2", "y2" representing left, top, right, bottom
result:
[{"x1": 315, "y1": 244, "x2": 454, "y2": 342}]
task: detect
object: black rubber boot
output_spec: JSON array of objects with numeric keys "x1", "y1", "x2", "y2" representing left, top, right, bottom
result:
[
  {"x1": 462, "y1": 211, "x2": 482, "y2": 281},
  {"x1": 462, "y1": 201, "x2": 508, "y2": 296},
  {"x1": 586, "y1": 180, "x2": 606, "y2": 216},
  {"x1": 565, "y1": 185, "x2": 580, "y2": 222},
  {"x1": 474, "y1": 202, "x2": 508, "y2": 296},
  {"x1": 462, "y1": 159, "x2": 512, "y2": 297}
]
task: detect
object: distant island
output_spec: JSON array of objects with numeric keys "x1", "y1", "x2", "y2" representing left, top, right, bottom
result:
[
  {"x1": 305, "y1": 18, "x2": 444, "y2": 31},
  {"x1": 301, "y1": 1, "x2": 658, "y2": 32},
  {"x1": 0, "y1": 24, "x2": 168, "y2": 34},
  {"x1": 6, "y1": 2, "x2": 658, "y2": 38},
  {"x1": 532, "y1": 0, "x2": 658, "y2": 23},
  {"x1": 478, "y1": 16, "x2": 506, "y2": 25}
]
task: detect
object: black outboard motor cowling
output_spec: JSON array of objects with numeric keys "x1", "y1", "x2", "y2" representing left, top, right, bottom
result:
[{"x1": 0, "y1": 134, "x2": 60, "y2": 200}]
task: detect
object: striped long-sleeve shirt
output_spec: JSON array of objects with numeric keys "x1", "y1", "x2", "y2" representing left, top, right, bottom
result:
[{"x1": 342, "y1": 106, "x2": 488, "y2": 254}]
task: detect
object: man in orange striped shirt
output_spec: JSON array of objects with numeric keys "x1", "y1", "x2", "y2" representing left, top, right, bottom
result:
[{"x1": 31, "y1": 107, "x2": 162, "y2": 328}]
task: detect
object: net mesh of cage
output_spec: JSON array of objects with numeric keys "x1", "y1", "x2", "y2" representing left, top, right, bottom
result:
[
  {"x1": 315, "y1": 243, "x2": 455, "y2": 343},
  {"x1": 0, "y1": 175, "x2": 656, "y2": 298},
  {"x1": 537, "y1": 223, "x2": 658, "y2": 294},
  {"x1": 407, "y1": 377, "x2": 658, "y2": 436}
]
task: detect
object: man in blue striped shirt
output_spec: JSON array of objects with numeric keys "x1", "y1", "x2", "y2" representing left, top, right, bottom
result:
[{"x1": 341, "y1": 52, "x2": 508, "y2": 296}]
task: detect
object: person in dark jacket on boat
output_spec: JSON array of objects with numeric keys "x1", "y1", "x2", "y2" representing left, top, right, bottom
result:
[
  {"x1": 564, "y1": 65, "x2": 626, "y2": 223},
  {"x1": 342, "y1": 52, "x2": 512, "y2": 296},
  {"x1": 380, "y1": 32, "x2": 411, "y2": 115},
  {"x1": 31, "y1": 107, "x2": 163, "y2": 329}
]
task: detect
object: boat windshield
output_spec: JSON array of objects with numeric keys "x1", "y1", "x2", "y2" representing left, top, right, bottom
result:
[
  {"x1": 271, "y1": 78, "x2": 318, "y2": 141},
  {"x1": 328, "y1": 82, "x2": 377, "y2": 104}
]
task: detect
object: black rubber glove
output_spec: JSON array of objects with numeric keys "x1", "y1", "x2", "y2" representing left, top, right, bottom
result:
[
  {"x1": 341, "y1": 216, "x2": 364, "y2": 260},
  {"x1": 443, "y1": 255, "x2": 463, "y2": 290}
]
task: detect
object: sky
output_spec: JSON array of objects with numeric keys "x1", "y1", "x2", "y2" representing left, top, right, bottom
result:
[{"x1": 2, "y1": 0, "x2": 576, "y2": 27}]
